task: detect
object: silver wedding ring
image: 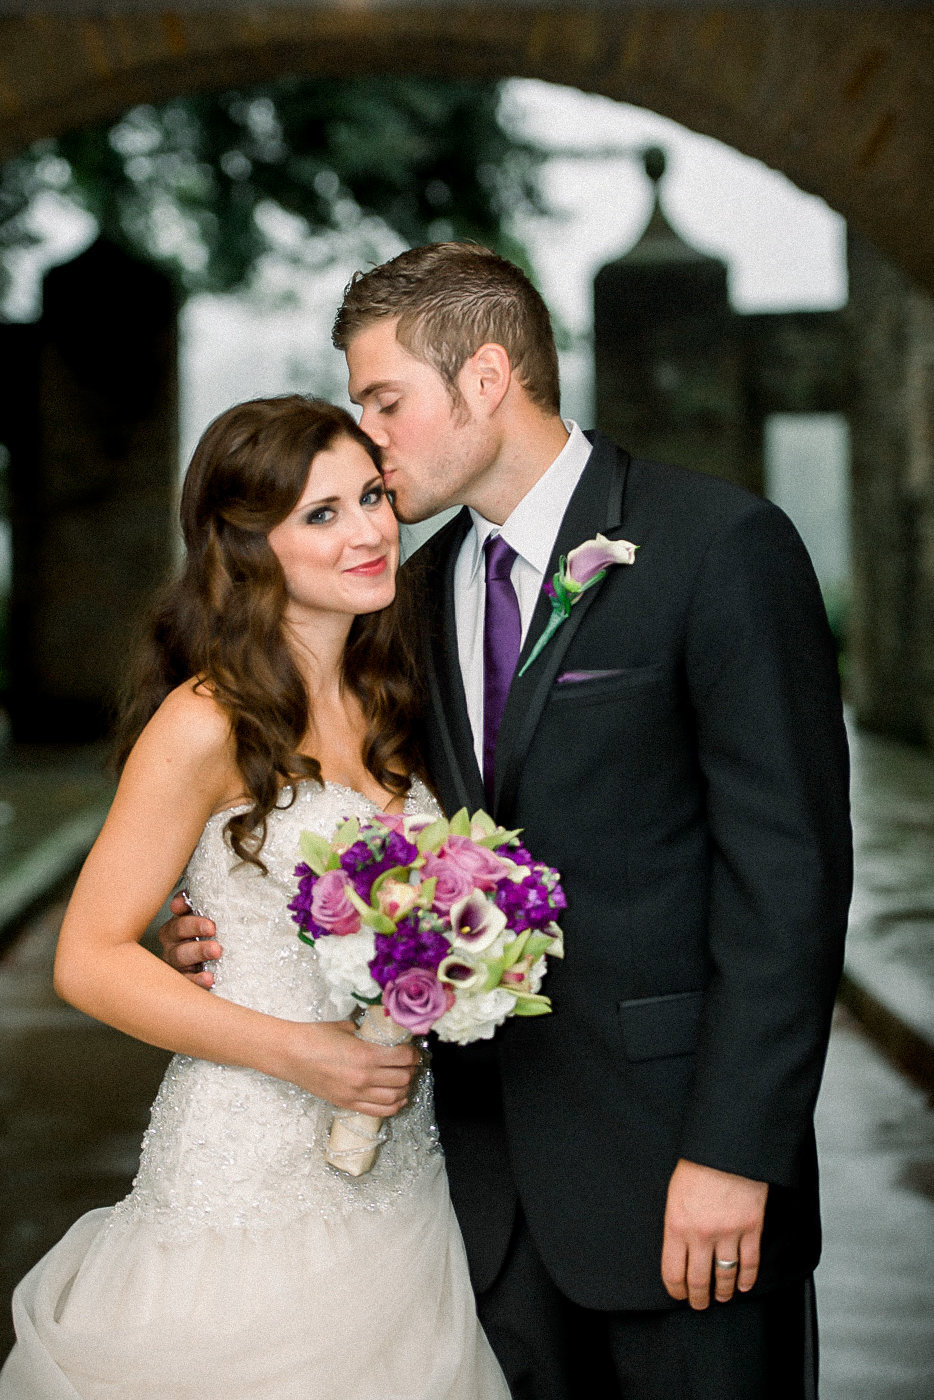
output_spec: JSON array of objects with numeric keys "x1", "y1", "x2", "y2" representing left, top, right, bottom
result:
[{"x1": 715, "y1": 1259, "x2": 739, "y2": 1270}]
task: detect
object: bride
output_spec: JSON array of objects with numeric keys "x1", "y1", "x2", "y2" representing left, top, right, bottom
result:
[{"x1": 0, "y1": 395, "x2": 509, "y2": 1400}]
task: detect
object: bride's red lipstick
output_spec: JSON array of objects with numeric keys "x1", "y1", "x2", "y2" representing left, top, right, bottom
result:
[{"x1": 345, "y1": 556, "x2": 388, "y2": 577}]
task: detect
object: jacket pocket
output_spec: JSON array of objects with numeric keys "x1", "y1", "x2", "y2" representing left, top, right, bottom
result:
[
  {"x1": 551, "y1": 663, "x2": 665, "y2": 702},
  {"x1": 618, "y1": 990, "x2": 704, "y2": 1062}
]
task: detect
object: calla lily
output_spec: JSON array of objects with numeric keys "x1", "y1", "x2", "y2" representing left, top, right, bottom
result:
[
  {"x1": 448, "y1": 890, "x2": 507, "y2": 954},
  {"x1": 437, "y1": 951, "x2": 485, "y2": 991},
  {"x1": 518, "y1": 532, "x2": 637, "y2": 677},
  {"x1": 566, "y1": 533, "x2": 638, "y2": 584}
]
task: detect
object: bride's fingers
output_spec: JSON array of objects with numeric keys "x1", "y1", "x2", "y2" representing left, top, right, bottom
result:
[{"x1": 348, "y1": 1093, "x2": 409, "y2": 1115}]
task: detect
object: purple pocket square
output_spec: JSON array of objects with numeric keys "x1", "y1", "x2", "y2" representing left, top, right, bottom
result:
[{"x1": 556, "y1": 669, "x2": 626, "y2": 684}]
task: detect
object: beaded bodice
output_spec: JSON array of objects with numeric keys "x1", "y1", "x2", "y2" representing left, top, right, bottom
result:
[{"x1": 113, "y1": 778, "x2": 443, "y2": 1242}]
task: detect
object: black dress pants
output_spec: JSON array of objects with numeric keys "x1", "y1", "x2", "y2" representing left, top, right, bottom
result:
[{"x1": 475, "y1": 1210, "x2": 819, "y2": 1400}]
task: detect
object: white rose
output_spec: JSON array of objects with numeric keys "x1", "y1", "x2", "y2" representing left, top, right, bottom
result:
[
  {"x1": 314, "y1": 929, "x2": 379, "y2": 1016},
  {"x1": 432, "y1": 987, "x2": 516, "y2": 1045}
]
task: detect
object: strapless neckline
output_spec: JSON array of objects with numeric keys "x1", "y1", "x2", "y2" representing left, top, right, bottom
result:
[{"x1": 205, "y1": 777, "x2": 418, "y2": 828}]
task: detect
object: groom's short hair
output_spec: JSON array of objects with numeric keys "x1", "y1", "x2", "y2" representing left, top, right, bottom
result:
[{"x1": 333, "y1": 242, "x2": 560, "y2": 415}]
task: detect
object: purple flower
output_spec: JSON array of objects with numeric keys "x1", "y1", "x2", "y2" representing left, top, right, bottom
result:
[
  {"x1": 339, "y1": 839, "x2": 373, "y2": 872},
  {"x1": 289, "y1": 863, "x2": 329, "y2": 937},
  {"x1": 565, "y1": 533, "x2": 638, "y2": 585},
  {"x1": 371, "y1": 920, "x2": 450, "y2": 988},
  {"x1": 383, "y1": 968, "x2": 454, "y2": 1034},
  {"x1": 339, "y1": 830, "x2": 418, "y2": 901},
  {"x1": 386, "y1": 830, "x2": 419, "y2": 866},
  {"x1": 309, "y1": 869, "x2": 361, "y2": 937},
  {"x1": 439, "y1": 836, "x2": 513, "y2": 891},
  {"x1": 491, "y1": 850, "x2": 566, "y2": 933},
  {"x1": 422, "y1": 852, "x2": 475, "y2": 915}
]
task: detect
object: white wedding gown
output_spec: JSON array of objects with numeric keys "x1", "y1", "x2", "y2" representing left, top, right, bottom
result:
[{"x1": 0, "y1": 778, "x2": 508, "y2": 1400}]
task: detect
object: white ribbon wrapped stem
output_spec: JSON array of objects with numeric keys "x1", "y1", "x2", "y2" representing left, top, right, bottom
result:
[{"x1": 325, "y1": 1004, "x2": 412, "y2": 1177}]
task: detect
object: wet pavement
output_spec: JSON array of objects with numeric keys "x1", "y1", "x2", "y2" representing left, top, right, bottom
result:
[
  {"x1": 0, "y1": 745, "x2": 112, "y2": 938},
  {"x1": 0, "y1": 722, "x2": 932, "y2": 1386},
  {"x1": 844, "y1": 722, "x2": 934, "y2": 1071},
  {"x1": 815, "y1": 1008, "x2": 934, "y2": 1398},
  {"x1": 0, "y1": 898, "x2": 169, "y2": 1363},
  {"x1": 0, "y1": 903, "x2": 932, "y2": 1391}
]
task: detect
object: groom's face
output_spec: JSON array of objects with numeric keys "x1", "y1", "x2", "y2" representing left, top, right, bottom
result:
[{"x1": 345, "y1": 317, "x2": 492, "y2": 524}]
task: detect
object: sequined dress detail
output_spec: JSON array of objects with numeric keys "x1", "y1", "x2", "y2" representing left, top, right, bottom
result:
[{"x1": 0, "y1": 779, "x2": 509, "y2": 1400}]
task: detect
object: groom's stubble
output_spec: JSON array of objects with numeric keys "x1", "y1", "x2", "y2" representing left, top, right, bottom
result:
[
  {"x1": 344, "y1": 317, "x2": 504, "y2": 525},
  {"x1": 345, "y1": 317, "x2": 568, "y2": 527}
]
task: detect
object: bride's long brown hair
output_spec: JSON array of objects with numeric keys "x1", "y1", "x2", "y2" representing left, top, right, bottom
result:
[{"x1": 115, "y1": 395, "x2": 427, "y2": 869}]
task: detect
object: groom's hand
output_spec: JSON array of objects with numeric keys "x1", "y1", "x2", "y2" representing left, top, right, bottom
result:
[
  {"x1": 661, "y1": 1158, "x2": 768, "y2": 1310},
  {"x1": 157, "y1": 892, "x2": 222, "y2": 989}
]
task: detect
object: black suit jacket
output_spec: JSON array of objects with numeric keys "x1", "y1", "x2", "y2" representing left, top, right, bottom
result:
[{"x1": 416, "y1": 432, "x2": 852, "y2": 1311}]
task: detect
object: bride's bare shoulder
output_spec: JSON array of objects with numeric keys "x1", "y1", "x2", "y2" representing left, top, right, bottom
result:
[
  {"x1": 149, "y1": 678, "x2": 231, "y2": 749},
  {"x1": 127, "y1": 679, "x2": 239, "y2": 800}
]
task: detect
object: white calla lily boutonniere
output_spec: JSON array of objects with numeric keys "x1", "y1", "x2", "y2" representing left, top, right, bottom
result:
[{"x1": 518, "y1": 533, "x2": 638, "y2": 677}]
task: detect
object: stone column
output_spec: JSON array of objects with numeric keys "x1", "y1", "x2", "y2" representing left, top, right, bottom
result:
[
  {"x1": 593, "y1": 149, "x2": 756, "y2": 493},
  {"x1": 8, "y1": 238, "x2": 178, "y2": 741},
  {"x1": 846, "y1": 231, "x2": 934, "y2": 750}
]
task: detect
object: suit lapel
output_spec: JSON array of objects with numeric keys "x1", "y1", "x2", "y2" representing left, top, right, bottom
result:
[
  {"x1": 493, "y1": 434, "x2": 631, "y2": 814},
  {"x1": 424, "y1": 509, "x2": 486, "y2": 815}
]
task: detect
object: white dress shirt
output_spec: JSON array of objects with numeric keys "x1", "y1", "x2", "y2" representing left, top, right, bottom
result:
[{"x1": 454, "y1": 420, "x2": 593, "y2": 773}]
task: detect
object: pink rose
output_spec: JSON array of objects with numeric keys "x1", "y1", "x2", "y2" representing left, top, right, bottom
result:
[
  {"x1": 310, "y1": 870, "x2": 361, "y2": 937},
  {"x1": 439, "y1": 836, "x2": 513, "y2": 891},
  {"x1": 382, "y1": 968, "x2": 455, "y2": 1034},
  {"x1": 422, "y1": 852, "x2": 475, "y2": 914},
  {"x1": 376, "y1": 812, "x2": 434, "y2": 836}
]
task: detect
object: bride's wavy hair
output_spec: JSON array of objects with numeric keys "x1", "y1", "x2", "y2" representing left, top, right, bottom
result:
[{"x1": 115, "y1": 395, "x2": 427, "y2": 870}]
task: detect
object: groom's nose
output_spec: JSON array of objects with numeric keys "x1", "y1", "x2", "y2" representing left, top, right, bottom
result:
[{"x1": 358, "y1": 406, "x2": 389, "y2": 449}]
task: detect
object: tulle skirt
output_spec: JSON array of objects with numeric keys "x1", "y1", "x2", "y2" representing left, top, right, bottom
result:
[{"x1": 0, "y1": 1159, "x2": 508, "y2": 1399}]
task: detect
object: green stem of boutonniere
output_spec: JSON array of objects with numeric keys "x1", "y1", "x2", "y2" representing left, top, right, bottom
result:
[
  {"x1": 517, "y1": 611, "x2": 565, "y2": 677},
  {"x1": 517, "y1": 566, "x2": 607, "y2": 677}
]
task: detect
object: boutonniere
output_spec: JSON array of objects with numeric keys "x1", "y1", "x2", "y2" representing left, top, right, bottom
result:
[{"x1": 518, "y1": 534, "x2": 638, "y2": 677}]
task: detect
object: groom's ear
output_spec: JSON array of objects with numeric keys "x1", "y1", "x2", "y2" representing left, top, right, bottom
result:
[{"x1": 460, "y1": 342, "x2": 511, "y2": 417}]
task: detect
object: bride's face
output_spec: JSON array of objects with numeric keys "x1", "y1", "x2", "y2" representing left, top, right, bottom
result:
[{"x1": 267, "y1": 435, "x2": 399, "y2": 623}]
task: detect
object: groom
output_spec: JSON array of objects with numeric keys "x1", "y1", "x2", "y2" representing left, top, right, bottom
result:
[{"x1": 165, "y1": 243, "x2": 851, "y2": 1398}]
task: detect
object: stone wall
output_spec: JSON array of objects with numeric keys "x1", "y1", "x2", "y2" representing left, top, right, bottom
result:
[
  {"x1": 0, "y1": 7, "x2": 931, "y2": 293},
  {"x1": 847, "y1": 233, "x2": 934, "y2": 749}
]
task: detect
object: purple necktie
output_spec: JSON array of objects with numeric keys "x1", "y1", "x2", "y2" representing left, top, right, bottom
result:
[{"x1": 483, "y1": 534, "x2": 521, "y2": 804}]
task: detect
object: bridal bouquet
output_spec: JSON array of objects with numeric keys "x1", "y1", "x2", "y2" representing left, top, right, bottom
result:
[{"x1": 289, "y1": 807, "x2": 565, "y2": 1174}]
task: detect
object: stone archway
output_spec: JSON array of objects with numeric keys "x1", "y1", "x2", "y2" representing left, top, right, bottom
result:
[
  {"x1": 0, "y1": 6, "x2": 931, "y2": 292},
  {"x1": 1, "y1": 4, "x2": 932, "y2": 746}
]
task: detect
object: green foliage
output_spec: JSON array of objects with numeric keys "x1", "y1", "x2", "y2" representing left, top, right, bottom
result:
[{"x1": 0, "y1": 76, "x2": 545, "y2": 302}]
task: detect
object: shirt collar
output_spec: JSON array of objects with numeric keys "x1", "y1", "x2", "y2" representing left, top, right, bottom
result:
[{"x1": 464, "y1": 420, "x2": 592, "y2": 582}]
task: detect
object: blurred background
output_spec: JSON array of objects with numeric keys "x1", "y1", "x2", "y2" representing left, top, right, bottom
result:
[{"x1": 0, "y1": 6, "x2": 931, "y2": 1395}]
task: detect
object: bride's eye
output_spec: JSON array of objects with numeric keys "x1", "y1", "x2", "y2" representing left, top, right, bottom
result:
[
  {"x1": 305, "y1": 506, "x2": 335, "y2": 525},
  {"x1": 360, "y1": 486, "x2": 385, "y2": 508}
]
